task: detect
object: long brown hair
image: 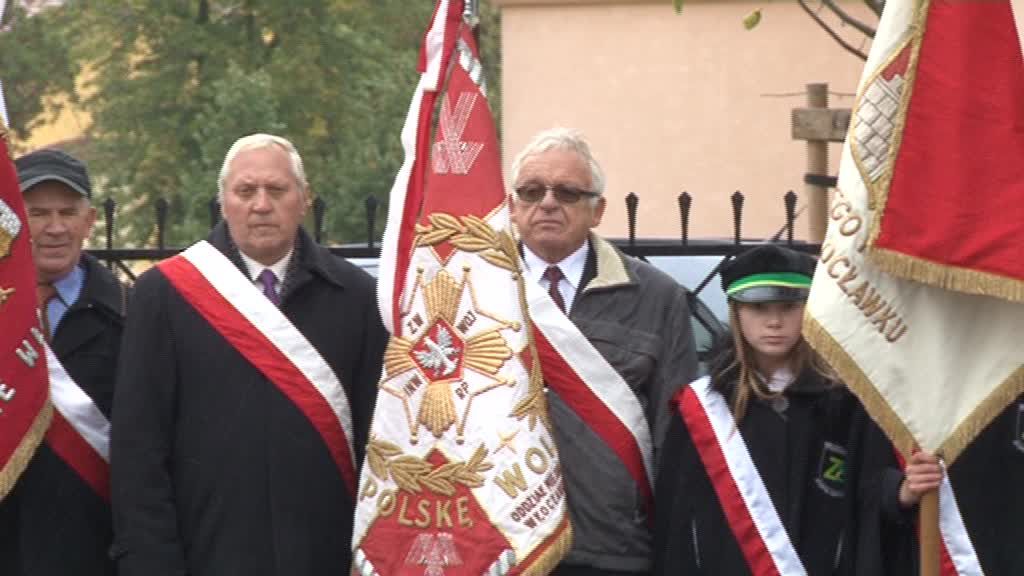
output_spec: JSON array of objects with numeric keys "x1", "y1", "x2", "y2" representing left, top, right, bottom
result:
[{"x1": 712, "y1": 301, "x2": 838, "y2": 422}]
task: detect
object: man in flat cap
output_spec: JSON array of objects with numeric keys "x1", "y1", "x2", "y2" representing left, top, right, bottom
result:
[{"x1": 0, "y1": 148, "x2": 127, "y2": 576}]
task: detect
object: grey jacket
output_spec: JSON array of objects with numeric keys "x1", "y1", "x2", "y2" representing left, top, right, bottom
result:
[{"x1": 550, "y1": 235, "x2": 698, "y2": 573}]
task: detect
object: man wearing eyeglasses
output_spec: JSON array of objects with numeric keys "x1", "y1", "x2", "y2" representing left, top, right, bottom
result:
[{"x1": 510, "y1": 128, "x2": 698, "y2": 576}]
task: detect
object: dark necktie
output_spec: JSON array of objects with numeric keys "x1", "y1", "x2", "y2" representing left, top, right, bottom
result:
[
  {"x1": 36, "y1": 283, "x2": 57, "y2": 340},
  {"x1": 543, "y1": 266, "x2": 566, "y2": 313},
  {"x1": 257, "y1": 269, "x2": 280, "y2": 306}
]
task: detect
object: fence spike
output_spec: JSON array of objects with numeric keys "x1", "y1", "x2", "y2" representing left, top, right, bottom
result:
[
  {"x1": 313, "y1": 196, "x2": 326, "y2": 244},
  {"x1": 678, "y1": 191, "x2": 691, "y2": 246},
  {"x1": 155, "y1": 198, "x2": 169, "y2": 250},
  {"x1": 365, "y1": 195, "x2": 379, "y2": 248},
  {"x1": 103, "y1": 197, "x2": 117, "y2": 271},
  {"x1": 103, "y1": 197, "x2": 116, "y2": 250},
  {"x1": 626, "y1": 192, "x2": 638, "y2": 248},
  {"x1": 209, "y1": 197, "x2": 221, "y2": 230},
  {"x1": 731, "y1": 191, "x2": 744, "y2": 246},
  {"x1": 784, "y1": 190, "x2": 797, "y2": 245}
]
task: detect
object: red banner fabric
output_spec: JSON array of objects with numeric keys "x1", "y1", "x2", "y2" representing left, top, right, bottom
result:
[
  {"x1": 873, "y1": 1, "x2": 1024, "y2": 294},
  {"x1": 0, "y1": 131, "x2": 52, "y2": 499}
]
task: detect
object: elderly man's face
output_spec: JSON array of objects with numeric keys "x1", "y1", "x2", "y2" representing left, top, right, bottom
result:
[
  {"x1": 511, "y1": 148, "x2": 605, "y2": 264},
  {"x1": 222, "y1": 145, "x2": 308, "y2": 265},
  {"x1": 25, "y1": 182, "x2": 96, "y2": 283}
]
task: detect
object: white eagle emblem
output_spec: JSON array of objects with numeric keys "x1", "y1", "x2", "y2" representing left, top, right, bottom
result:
[{"x1": 414, "y1": 325, "x2": 461, "y2": 378}]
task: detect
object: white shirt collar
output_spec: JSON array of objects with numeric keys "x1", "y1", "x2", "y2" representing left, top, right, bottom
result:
[
  {"x1": 522, "y1": 240, "x2": 589, "y2": 293},
  {"x1": 759, "y1": 366, "x2": 796, "y2": 393},
  {"x1": 239, "y1": 248, "x2": 293, "y2": 286}
]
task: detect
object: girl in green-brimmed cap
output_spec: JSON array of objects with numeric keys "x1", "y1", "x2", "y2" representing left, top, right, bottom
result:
[{"x1": 653, "y1": 244, "x2": 864, "y2": 575}]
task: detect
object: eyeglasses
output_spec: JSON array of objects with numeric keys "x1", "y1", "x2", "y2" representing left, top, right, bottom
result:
[{"x1": 514, "y1": 182, "x2": 600, "y2": 204}]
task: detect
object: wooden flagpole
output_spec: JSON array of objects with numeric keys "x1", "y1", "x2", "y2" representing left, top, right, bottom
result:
[{"x1": 919, "y1": 490, "x2": 940, "y2": 576}]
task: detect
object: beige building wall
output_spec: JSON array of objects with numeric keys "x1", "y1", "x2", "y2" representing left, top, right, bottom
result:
[{"x1": 498, "y1": 0, "x2": 874, "y2": 240}]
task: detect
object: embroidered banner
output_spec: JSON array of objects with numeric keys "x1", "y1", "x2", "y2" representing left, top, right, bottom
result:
[
  {"x1": 0, "y1": 120, "x2": 52, "y2": 499},
  {"x1": 805, "y1": 0, "x2": 1024, "y2": 467},
  {"x1": 863, "y1": 0, "x2": 1024, "y2": 301},
  {"x1": 353, "y1": 2, "x2": 571, "y2": 574}
]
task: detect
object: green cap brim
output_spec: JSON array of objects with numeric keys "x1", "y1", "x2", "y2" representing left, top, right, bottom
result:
[{"x1": 727, "y1": 272, "x2": 812, "y2": 303}]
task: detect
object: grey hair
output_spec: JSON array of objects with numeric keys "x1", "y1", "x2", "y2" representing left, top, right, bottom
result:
[
  {"x1": 217, "y1": 134, "x2": 308, "y2": 203},
  {"x1": 510, "y1": 127, "x2": 606, "y2": 198}
]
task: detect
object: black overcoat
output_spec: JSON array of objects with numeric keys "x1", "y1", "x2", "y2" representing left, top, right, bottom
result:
[{"x1": 110, "y1": 224, "x2": 387, "y2": 576}]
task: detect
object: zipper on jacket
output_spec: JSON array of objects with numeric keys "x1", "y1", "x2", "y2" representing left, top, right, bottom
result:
[{"x1": 691, "y1": 516, "x2": 702, "y2": 569}]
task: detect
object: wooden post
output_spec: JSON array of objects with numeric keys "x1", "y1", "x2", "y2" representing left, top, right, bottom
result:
[
  {"x1": 805, "y1": 83, "x2": 829, "y2": 243},
  {"x1": 919, "y1": 491, "x2": 941, "y2": 576}
]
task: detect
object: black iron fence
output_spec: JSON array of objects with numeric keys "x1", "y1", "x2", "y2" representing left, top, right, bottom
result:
[{"x1": 88, "y1": 190, "x2": 823, "y2": 294}]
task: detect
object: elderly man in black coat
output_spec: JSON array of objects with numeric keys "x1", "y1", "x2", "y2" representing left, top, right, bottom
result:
[
  {"x1": 110, "y1": 134, "x2": 387, "y2": 576},
  {"x1": 0, "y1": 149, "x2": 127, "y2": 576}
]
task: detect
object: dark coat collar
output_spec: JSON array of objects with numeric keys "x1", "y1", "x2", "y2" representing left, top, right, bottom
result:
[
  {"x1": 73, "y1": 252, "x2": 126, "y2": 319},
  {"x1": 206, "y1": 222, "x2": 347, "y2": 298}
]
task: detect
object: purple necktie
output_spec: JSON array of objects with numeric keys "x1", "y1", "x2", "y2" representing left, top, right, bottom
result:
[
  {"x1": 543, "y1": 266, "x2": 566, "y2": 313},
  {"x1": 257, "y1": 269, "x2": 280, "y2": 306}
]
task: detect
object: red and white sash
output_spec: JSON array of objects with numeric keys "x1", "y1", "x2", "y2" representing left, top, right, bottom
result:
[
  {"x1": 44, "y1": 344, "x2": 110, "y2": 500},
  {"x1": 526, "y1": 279, "x2": 654, "y2": 507},
  {"x1": 893, "y1": 451, "x2": 984, "y2": 576},
  {"x1": 678, "y1": 376, "x2": 807, "y2": 576},
  {"x1": 938, "y1": 468, "x2": 984, "y2": 576},
  {"x1": 158, "y1": 240, "x2": 357, "y2": 495}
]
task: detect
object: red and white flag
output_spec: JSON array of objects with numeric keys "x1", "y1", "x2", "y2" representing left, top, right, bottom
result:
[
  {"x1": 863, "y1": 1, "x2": 1024, "y2": 302},
  {"x1": 0, "y1": 120, "x2": 53, "y2": 499},
  {"x1": 805, "y1": 0, "x2": 1024, "y2": 479},
  {"x1": 353, "y1": 1, "x2": 572, "y2": 574}
]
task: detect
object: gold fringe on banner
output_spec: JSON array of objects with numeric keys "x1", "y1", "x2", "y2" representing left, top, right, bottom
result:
[
  {"x1": 802, "y1": 316, "x2": 918, "y2": 457},
  {"x1": 941, "y1": 364, "x2": 1024, "y2": 464},
  {"x1": 804, "y1": 315, "x2": 1024, "y2": 464},
  {"x1": 0, "y1": 401, "x2": 52, "y2": 499},
  {"x1": 869, "y1": 247, "x2": 1024, "y2": 304},
  {"x1": 520, "y1": 517, "x2": 573, "y2": 576}
]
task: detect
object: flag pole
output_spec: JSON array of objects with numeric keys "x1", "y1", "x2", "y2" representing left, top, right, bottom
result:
[
  {"x1": 463, "y1": 0, "x2": 480, "y2": 46},
  {"x1": 919, "y1": 490, "x2": 940, "y2": 576},
  {"x1": 0, "y1": 0, "x2": 9, "y2": 128}
]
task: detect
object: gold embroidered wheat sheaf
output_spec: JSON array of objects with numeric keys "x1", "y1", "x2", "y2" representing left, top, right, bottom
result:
[
  {"x1": 366, "y1": 438, "x2": 493, "y2": 497},
  {"x1": 415, "y1": 213, "x2": 518, "y2": 272}
]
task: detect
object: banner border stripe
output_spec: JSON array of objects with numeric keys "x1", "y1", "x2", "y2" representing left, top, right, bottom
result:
[
  {"x1": 803, "y1": 314, "x2": 1024, "y2": 464},
  {"x1": 0, "y1": 401, "x2": 52, "y2": 499}
]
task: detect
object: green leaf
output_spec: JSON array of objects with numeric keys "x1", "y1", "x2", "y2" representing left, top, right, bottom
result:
[
  {"x1": 743, "y1": 9, "x2": 762, "y2": 30},
  {"x1": 673, "y1": 0, "x2": 684, "y2": 14}
]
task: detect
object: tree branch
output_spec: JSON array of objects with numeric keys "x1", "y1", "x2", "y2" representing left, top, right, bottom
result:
[
  {"x1": 796, "y1": 0, "x2": 869, "y2": 60},
  {"x1": 821, "y1": 0, "x2": 876, "y2": 37}
]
